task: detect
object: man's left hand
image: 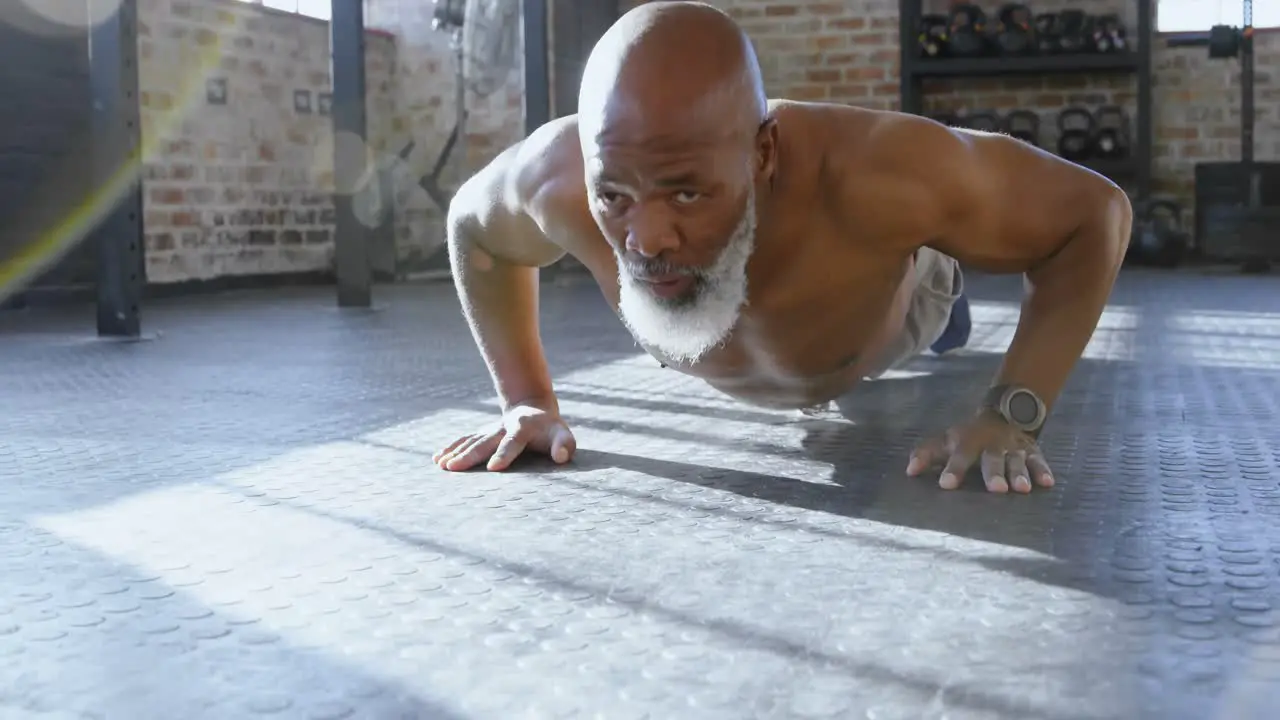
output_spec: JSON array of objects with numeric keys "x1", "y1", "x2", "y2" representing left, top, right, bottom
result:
[{"x1": 906, "y1": 413, "x2": 1055, "y2": 494}]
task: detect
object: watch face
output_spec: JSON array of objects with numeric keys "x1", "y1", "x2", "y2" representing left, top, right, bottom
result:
[{"x1": 1007, "y1": 390, "x2": 1041, "y2": 426}]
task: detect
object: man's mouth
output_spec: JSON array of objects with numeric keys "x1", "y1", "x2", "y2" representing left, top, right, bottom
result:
[{"x1": 637, "y1": 273, "x2": 695, "y2": 299}]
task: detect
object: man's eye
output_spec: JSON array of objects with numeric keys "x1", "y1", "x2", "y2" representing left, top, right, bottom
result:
[
  {"x1": 673, "y1": 191, "x2": 701, "y2": 205},
  {"x1": 598, "y1": 192, "x2": 625, "y2": 207}
]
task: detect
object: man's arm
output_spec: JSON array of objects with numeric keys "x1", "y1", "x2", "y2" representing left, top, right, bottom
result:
[
  {"x1": 855, "y1": 113, "x2": 1133, "y2": 416},
  {"x1": 446, "y1": 121, "x2": 576, "y2": 413}
]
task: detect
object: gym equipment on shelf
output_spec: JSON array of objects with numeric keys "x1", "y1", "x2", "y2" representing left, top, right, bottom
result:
[
  {"x1": 1056, "y1": 107, "x2": 1096, "y2": 162},
  {"x1": 918, "y1": 14, "x2": 950, "y2": 58},
  {"x1": 1196, "y1": 0, "x2": 1274, "y2": 270},
  {"x1": 1033, "y1": 13, "x2": 1059, "y2": 54},
  {"x1": 1003, "y1": 110, "x2": 1040, "y2": 146},
  {"x1": 957, "y1": 111, "x2": 1002, "y2": 133},
  {"x1": 1091, "y1": 14, "x2": 1128, "y2": 53},
  {"x1": 994, "y1": 4, "x2": 1035, "y2": 56},
  {"x1": 1128, "y1": 199, "x2": 1188, "y2": 268},
  {"x1": 1093, "y1": 105, "x2": 1130, "y2": 160},
  {"x1": 947, "y1": 4, "x2": 988, "y2": 57},
  {"x1": 1208, "y1": 24, "x2": 1243, "y2": 59},
  {"x1": 1055, "y1": 10, "x2": 1090, "y2": 54}
]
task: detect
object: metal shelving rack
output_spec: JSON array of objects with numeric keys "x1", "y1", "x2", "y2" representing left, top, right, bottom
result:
[{"x1": 897, "y1": 1, "x2": 1154, "y2": 210}]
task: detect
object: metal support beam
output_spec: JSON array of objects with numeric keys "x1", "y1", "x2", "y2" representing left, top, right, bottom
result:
[
  {"x1": 523, "y1": 0, "x2": 551, "y2": 136},
  {"x1": 330, "y1": 0, "x2": 372, "y2": 308},
  {"x1": 89, "y1": 0, "x2": 145, "y2": 338},
  {"x1": 1241, "y1": 0, "x2": 1255, "y2": 174},
  {"x1": 1135, "y1": 0, "x2": 1153, "y2": 206}
]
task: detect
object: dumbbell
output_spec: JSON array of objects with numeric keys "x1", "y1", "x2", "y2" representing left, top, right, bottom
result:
[
  {"x1": 994, "y1": 4, "x2": 1035, "y2": 56},
  {"x1": 918, "y1": 14, "x2": 950, "y2": 58},
  {"x1": 1056, "y1": 107, "x2": 1096, "y2": 162},
  {"x1": 1003, "y1": 110, "x2": 1040, "y2": 146},
  {"x1": 1055, "y1": 10, "x2": 1091, "y2": 54},
  {"x1": 1093, "y1": 106, "x2": 1130, "y2": 160},
  {"x1": 947, "y1": 3, "x2": 989, "y2": 57},
  {"x1": 1091, "y1": 14, "x2": 1127, "y2": 53}
]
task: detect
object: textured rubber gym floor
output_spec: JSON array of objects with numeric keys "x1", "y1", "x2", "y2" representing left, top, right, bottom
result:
[{"x1": 1, "y1": 269, "x2": 1278, "y2": 720}]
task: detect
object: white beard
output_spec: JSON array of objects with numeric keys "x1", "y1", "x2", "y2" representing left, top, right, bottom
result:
[{"x1": 616, "y1": 190, "x2": 757, "y2": 365}]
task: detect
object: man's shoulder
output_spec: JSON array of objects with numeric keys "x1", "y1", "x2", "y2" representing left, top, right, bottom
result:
[
  {"x1": 456, "y1": 115, "x2": 588, "y2": 223},
  {"x1": 768, "y1": 101, "x2": 973, "y2": 244},
  {"x1": 509, "y1": 115, "x2": 587, "y2": 204},
  {"x1": 499, "y1": 114, "x2": 599, "y2": 242},
  {"x1": 771, "y1": 100, "x2": 961, "y2": 164}
]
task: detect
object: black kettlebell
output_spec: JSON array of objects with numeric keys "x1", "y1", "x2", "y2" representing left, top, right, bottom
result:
[
  {"x1": 1093, "y1": 105, "x2": 1130, "y2": 160},
  {"x1": 1091, "y1": 13, "x2": 1127, "y2": 53},
  {"x1": 1003, "y1": 109, "x2": 1040, "y2": 146},
  {"x1": 1208, "y1": 24, "x2": 1242, "y2": 58},
  {"x1": 1055, "y1": 10, "x2": 1090, "y2": 54},
  {"x1": 995, "y1": 4, "x2": 1035, "y2": 56},
  {"x1": 1056, "y1": 107, "x2": 1096, "y2": 162},
  {"x1": 928, "y1": 112, "x2": 958, "y2": 126},
  {"x1": 1034, "y1": 13, "x2": 1059, "y2": 53},
  {"x1": 957, "y1": 111, "x2": 1003, "y2": 133},
  {"x1": 947, "y1": 3, "x2": 989, "y2": 57},
  {"x1": 918, "y1": 14, "x2": 950, "y2": 58},
  {"x1": 1129, "y1": 199, "x2": 1187, "y2": 267}
]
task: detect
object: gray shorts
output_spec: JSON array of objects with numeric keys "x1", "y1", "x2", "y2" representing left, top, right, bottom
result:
[{"x1": 862, "y1": 246, "x2": 965, "y2": 379}]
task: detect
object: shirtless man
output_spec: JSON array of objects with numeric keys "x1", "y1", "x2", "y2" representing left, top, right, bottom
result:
[{"x1": 431, "y1": 1, "x2": 1132, "y2": 494}]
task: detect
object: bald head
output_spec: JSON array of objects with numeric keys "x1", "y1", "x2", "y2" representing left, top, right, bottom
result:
[{"x1": 577, "y1": 2, "x2": 768, "y2": 145}]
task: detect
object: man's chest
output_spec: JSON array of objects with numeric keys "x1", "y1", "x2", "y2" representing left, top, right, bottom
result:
[{"x1": 577, "y1": 232, "x2": 915, "y2": 407}]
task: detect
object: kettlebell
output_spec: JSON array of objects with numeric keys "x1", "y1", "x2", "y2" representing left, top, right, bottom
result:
[
  {"x1": 1093, "y1": 105, "x2": 1130, "y2": 160},
  {"x1": 1091, "y1": 13, "x2": 1127, "y2": 53},
  {"x1": 1056, "y1": 107, "x2": 1096, "y2": 162},
  {"x1": 1055, "y1": 10, "x2": 1090, "y2": 54},
  {"x1": 947, "y1": 3, "x2": 989, "y2": 57},
  {"x1": 1003, "y1": 109, "x2": 1040, "y2": 146},
  {"x1": 995, "y1": 4, "x2": 1035, "y2": 56},
  {"x1": 918, "y1": 14, "x2": 950, "y2": 58},
  {"x1": 1034, "y1": 13, "x2": 1059, "y2": 54},
  {"x1": 1129, "y1": 199, "x2": 1188, "y2": 267}
]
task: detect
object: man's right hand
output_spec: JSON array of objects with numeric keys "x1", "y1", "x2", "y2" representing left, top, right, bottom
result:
[{"x1": 432, "y1": 403, "x2": 577, "y2": 472}]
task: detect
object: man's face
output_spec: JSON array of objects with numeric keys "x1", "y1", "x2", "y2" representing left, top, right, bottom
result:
[{"x1": 585, "y1": 127, "x2": 763, "y2": 365}]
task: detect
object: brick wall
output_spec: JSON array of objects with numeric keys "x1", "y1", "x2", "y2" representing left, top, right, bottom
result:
[
  {"x1": 138, "y1": 0, "x2": 524, "y2": 284},
  {"x1": 620, "y1": 0, "x2": 1279, "y2": 222}
]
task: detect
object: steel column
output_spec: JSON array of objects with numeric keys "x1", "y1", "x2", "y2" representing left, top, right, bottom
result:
[
  {"x1": 523, "y1": 0, "x2": 551, "y2": 136},
  {"x1": 330, "y1": 0, "x2": 372, "y2": 308},
  {"x1": 1135, "y1": 0, "x2": 1153, "y2": 206},
  {"x1": 89, "y1": 0, "x2": 145, "y2": 338}
]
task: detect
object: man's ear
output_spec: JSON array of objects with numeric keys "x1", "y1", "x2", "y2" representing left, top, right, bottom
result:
[{"x1": 754, "y1": 117, "x2": 779, "y2": 181}]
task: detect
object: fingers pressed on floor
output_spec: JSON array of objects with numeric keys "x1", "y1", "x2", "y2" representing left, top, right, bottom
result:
[
  {"x1": 907, "y1": 438, "x2": 945, "y2": 476},
  {"x1": 487, "y1": 433, "x2": 528, "y2": 471},
  {"x1": 939, "y1": 452, "x2": 975, "y2": 490},
  {"x1": 433, "y1": 435, "x2": 472, "y2": 462},
  {"x1": 1027, "y1": 453, "x2": 1055, "y2": 487},
  {"x1": 980, "y1": 450, "x2": 1009, "y2": 493},
  {"x1": 1005, "y1": 451, "x2": 1032, "y2": 493},
  {"x1": 446, "y1": 433, "x2": 500, "y2": 470}
]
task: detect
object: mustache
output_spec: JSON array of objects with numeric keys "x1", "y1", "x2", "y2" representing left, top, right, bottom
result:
[{"x1": 621, "y1": 257, "x2": 702, "y2": 280}]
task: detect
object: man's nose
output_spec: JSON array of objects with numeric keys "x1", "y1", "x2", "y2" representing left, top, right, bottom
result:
[{"x1": 625, "y1": 209, "x2": 680, "y2": 258}]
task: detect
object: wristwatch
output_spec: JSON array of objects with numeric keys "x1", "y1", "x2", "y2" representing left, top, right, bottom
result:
[{"x1": 982, "y1": 384, "x2": 1048, "y2": 438}]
